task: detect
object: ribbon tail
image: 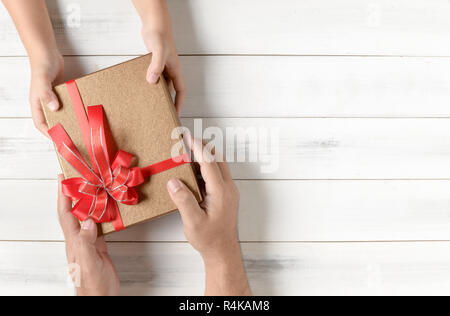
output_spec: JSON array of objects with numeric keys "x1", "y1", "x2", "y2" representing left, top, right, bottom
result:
[
  {"x1": 49, "y1": 124, "x2": 100, "y2": 184},
  {"x1": 88, "y1": 105, "x2": 114, "y2": 186},
  {"x1": 66, "y1": 80, "x2": 99, "y2": 172},
  {"x1": 110, "y1": 202, "x2": 125, "y2": 232}
]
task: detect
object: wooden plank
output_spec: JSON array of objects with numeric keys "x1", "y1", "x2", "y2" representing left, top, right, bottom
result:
[
  {"x1": 3, "y1": 118, "x2": 450, "y2": 180},
  {"x1": 0, "y1": 57, "x2": 128, "y2": 118},
  {"x1": 2, "y1": 180, "x2": 450, "y2": 242},
  {"x1": 2, "y1": 0, "x2": 450, "y2": 56},
  {"x1": 4, "y1": 56, "x2": 450, "y2": 118},
  {"x1": 1, "y1": 241, "x2": 450, "y2": 296}
]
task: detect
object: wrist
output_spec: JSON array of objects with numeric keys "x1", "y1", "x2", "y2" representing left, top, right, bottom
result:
[
  {"x1": 202, "y1": 239, "x2": 242, "y2": 269},
  {"x1": 202, "y1": 241, "x2": 251, "y2": 296},
  {"x1": 141, "y1": 21, "x2": 171, "y2": 39},
  {"x1": 29, "y1": 47, "x2": 62, "y2": 69},
  {"x1": 139, "y1": 2, "x2": 172, "y2": 36}
]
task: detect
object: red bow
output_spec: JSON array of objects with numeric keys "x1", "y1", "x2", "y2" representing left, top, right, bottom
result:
[
  {"x1": 48, "y1": 80, "x2": 189, "y2": 232},
  {"x1": 49, "y1": 106, "x2": 146, "y2": 231}
]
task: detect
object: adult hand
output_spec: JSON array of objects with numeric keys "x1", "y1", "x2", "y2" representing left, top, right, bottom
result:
[
  {"x1": 167, "y1": 139, "x2": 252, "y2": 296},
  {"x1": 57, "y1": 174, "x2": 120, "y2": 296}
]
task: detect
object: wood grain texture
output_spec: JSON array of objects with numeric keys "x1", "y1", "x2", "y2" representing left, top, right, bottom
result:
[
  {"x1": 3, "y1": 118, "x2": 450, "y2": 180},
  {"x1": 4, "y1": 56, "x2": 450, "y2": 118},
  {"x1": 2, "y1": 179, "x2": 450, "y2": 242},
  {"x1": 1, "y1": 0, "x2": 450, "y2": 56},
  {"x1": 1, "y1": 0, "x2": 449, "y2": 296},
  {"x1": 1, "y1": 241, "x2": 450, "y2": 296}
]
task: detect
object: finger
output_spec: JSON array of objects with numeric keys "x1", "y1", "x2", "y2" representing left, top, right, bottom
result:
[
  {"x1": 217, "y1": 161, "x2": 233, "y2": 182},
  {"x1": 77, "y1": 219, "x2": 101, "y2": 272},
  {"x1": 165, "y1": 77, "x2": 175, "y2": 96},
  {"x1": 147, "y1": 50, "x2": 165, "y2": 84},
  {"x1": 166, "y1": 64, "x2": 186, "y2": 114},
  {"x1": 203, "y1": 146, "x2": 232, "y2": 181},
  {"x1": 57, "y1": 174, "x2": 80, "y2": 240},
  {"x1": 30, "y1": 98, "x2": 50, "y2": 137},
  {"x1": 79, "y1": 218, "x2": 98, "y2": 246},
  {"x1": 40, "y1": 88, "x2": 60, "y2": 112},
  {"x1": 174, "y1": 84, "x2": 186, "y2": 114},
  {"x1": 95, "y1": 236, "x2": 108, "y2": 254},
  {"x1": 187, "y1": 137, "x2": 224, "y2": 188},
  {"x1": 167, "y1": 179, "x2": 205, "y2": 225}
]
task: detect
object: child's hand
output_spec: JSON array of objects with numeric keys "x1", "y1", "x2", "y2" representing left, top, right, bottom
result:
[
  {"x1": 57, "y1": 175, "x2": 120, "y2": 296},
  {"x1": 2, "y1": 0, "x2": 64, "y2": 136},
  {"x1": 142, "y1": 25, "x2": 185, "y2": 114},
  {"x1": 167, "y1": 139, "x2": 252, "y2": 296},
  {"x1": 29, "y1": 52, "x2": 64, "y2": 136},
  {"x1": 132, "y1": 0, "x2": 186, "y2": 114}
]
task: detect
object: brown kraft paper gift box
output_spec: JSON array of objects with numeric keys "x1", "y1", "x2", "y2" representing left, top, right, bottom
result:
[{"x1": 42, "y1": 54, "x2": 202, "y2": 235}]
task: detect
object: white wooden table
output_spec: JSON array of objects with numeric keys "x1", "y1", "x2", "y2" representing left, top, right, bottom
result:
[{"x1": 2, "y1": 0, "x2": 450, "y2": 296}]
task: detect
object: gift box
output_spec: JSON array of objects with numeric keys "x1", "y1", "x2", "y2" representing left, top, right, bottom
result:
[{"x1": 43, "y1": 54, "x2": 202, "y2": 235}]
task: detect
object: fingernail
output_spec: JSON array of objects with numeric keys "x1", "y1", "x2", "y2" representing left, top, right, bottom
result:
[
  {"x1": 147, "y1": 72, "x2": 160, "y2": 84},
  {"x1": 168, "y1": 179, "x2": 182, "y2": 194},
  {"x1": 47, "y1": 100, "x2": 58, "y2": 111},
  {"x1": 81, "y1": 219, "x2": 95, "y2": 231}
]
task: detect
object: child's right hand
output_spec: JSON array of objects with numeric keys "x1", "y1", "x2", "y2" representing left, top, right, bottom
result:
[{"x1": 29, "y1": 51, "x2": 64, "y2": 136}]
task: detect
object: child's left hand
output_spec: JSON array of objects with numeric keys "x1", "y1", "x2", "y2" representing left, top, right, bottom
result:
[{"x1": 141, "y1": 25, "x2": 185, "y2": 114}]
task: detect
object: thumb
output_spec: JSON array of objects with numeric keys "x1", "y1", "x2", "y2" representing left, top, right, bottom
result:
[
  {"x1": 40, "y1": 86, "x2": 60, "y2": 112},
  {"x1": 167, "y1": 179, "x2": 205, "y2": 225},
  {"x1": 78, "y1": 219, "x2": 98, "y2": 254},
  {"x1": 77, "y1": 219, "x2": 101, "y2": 274},
  {"x1": 147, "y1": 51, "x2": 165, "y2": 84}
]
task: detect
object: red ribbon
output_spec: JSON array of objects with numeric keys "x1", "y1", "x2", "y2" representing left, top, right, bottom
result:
[{"x1": 49, "y1": 80, "x2": 190, "y2": 231}]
